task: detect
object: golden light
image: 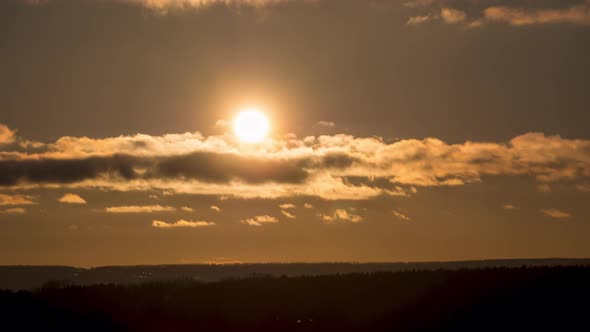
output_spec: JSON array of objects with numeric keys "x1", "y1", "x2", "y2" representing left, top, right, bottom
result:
[{"x1": 233, "y1": 108, "x2": 270, "y2": 143}]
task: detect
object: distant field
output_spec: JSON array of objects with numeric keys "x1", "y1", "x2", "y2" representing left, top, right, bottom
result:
[{"x1": 1, "y1": 266, "x2": 588, "y2": 331}]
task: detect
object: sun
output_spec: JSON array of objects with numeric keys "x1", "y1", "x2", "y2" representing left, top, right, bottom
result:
[{"x1": 233, "y1": 108, "x2": 270, "y2": 143}]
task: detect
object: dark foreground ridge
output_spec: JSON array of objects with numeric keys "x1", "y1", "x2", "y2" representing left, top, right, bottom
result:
[
  {"x1": 1, "y1": 258, "x2": 589, "y2": 290},
  {"x1": 1, "y1": 266, "x2": 589, "y2": 331}
]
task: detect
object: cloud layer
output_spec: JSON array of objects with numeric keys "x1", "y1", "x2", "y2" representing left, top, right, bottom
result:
[
  {"x1": 1, "y1": 124, "x2": 589, "y2": 200},
  {"x1": 407, "y1": 1, "x2": 590, "y2": 27}
]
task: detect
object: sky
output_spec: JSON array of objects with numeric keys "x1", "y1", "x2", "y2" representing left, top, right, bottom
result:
[{"x1": 1, "y1": 0, "x2": 589, "y2": 267}]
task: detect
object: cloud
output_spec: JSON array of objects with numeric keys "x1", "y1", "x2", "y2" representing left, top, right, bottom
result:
[
  {"x1": 406, "y1": 1, "x2": 590, "y2": 27},
  {"x1": 540, "y1": 208, "x2": 571, "y2": 219},
  {"x1": 0, "y1": 124, "x2": 16, "y2": 145},
  {"x1": 241, "y1": 215, "x2": 278, "y2": 226},
  {"x1": 407, "y1": 14, "x2": 433, "y2": 25},
  {"x1": 180, "y1": 206, "x2": 194, "y2": 212},
  {"x1": 0, "y1": 193, "x2": 35, "y2": 206},
  {"x1": 320, "y1": 209, "x2": 363, "y2": 223},
  {"x1": 58, "y1": 193, "x2": 87, "y2": 204},
  {"x1": 0, "y1": 207, "x2": 26, "y2": 214},
  {"x1": 279, "y1": 203, "x2": 295, "y2": 209},
  {"x1": 214, "y1": 119, "x2": 229, "y2": 129},
  {"x1": 483, "y1": 3, "x2": 590, "y2": 26},
  {"x1": 304, "y1": 203, "x2": 314, "y2": 209},
  {"x1": 0, "y1": 131, "x2": 589, "y2": 200},
  {"x1": 105, "y1": 205, "x2": 176, "y2": 213},
  {"x1": 441, "y1": 7, "x2": 466, "y2": 24},
  {"x1": 121, "y1": 0, "x2": 298, "y2": 12},
  {"x1": 502, "y1": 204, "x2": 519, "y2": 210},
  {"x1": 392, "y1": 209, "x2": 411, "y2": 221},
  {"x1": 313, "y1": 121, "x2": 335, "y2": 128},
  {"x1": 537, "y1": 184, "x2": 552, "y2": 193},
  {"x1": 281, "y1": 210, "x2": 296, "y2": 219},
  {"x1": 152, "y1": 219, "x2": 215, "y2": 228},
  {"x1": 210, "y1": 205, "x2": 221, "y2": 212}
]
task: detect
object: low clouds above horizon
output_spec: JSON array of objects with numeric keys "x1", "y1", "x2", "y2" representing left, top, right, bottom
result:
[
  {"x1": 23, "y1": 0, "x2": 590, "y2": 27},
  {"x1": 1, "y1": 123, "x2": 589, "y2": 200},
  {"x1": 407, "y1": 0, "x2": 590, "y2": 27}
]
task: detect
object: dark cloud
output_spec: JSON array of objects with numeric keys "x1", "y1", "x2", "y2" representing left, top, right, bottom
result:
[{"x1": 0, "y1": 152, "x2": 311, "y2": 187}]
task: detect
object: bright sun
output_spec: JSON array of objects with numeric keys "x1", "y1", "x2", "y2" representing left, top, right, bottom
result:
[{"x1": 233, "y1": 108, "x2": 270, "y2": 143}]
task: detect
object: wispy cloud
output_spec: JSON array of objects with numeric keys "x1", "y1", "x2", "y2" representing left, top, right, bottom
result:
[
  {"x1": 537, "y1": 184, "x2": 552, "y2": 193},
  {"x1": 407, "y1": 14, "x2": 433, "y2": 25},
  {"x1": 502, "y1": 204, "x2": 519, "y2": 210},
  {"x1": 541, "y1": 208, "x2": 571, "y2": 219},
  {"x1": 0, "y1": 207, "x2": 27, "y2": 214},
  {"x1": 303, "y1": 203, "x2": 314, "y2": 209},
  {"x1": 180, "y1": 206, "x2": 194, "y2": 212},
  {"x1": 392, "y1": 209, "x2": 411, "y2": 221},
  {"x1": 152, "y1": 219, "x2": 215, "y2": 228},
  {"x1": 320, "y1": 209, "x2": 363, "y2": 223},
  {"x1": 407, "y1": 1, "x2": 590, "y2": 27},
  {"x1": 106, "y1": 205, "x2": 176, "y2": 213},
  {"x1": 441, "y1": 7, "x2": 466, "y2": 24},
  {"x1": 0, "y1": 193, "x2": 35, "y2": 206},
  {"x1": 210, "y1": 205, "x2": 221, "y2": 212},
  {"x1": 483, "y1": 2, "x2": 590, "y2": 26},
  {"x1": 242, "y1": 215, "x2": 278, "y2": 226},
  {"x1": 279, "y1": 203, "x2": 295, "y2": 209},
  {"x1": 313, "y1": 121, "x2": 335, "y2": 128},
  {"x1": 58, "y1": 193, "x2": 87, "y2": 204},
  {"x1": 281, "y1": 210, "x2": 296, "y2": 219}
]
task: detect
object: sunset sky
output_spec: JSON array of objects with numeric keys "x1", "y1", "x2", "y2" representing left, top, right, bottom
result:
[{"x1": 1, "y1": 0, "x2": 589, "y2": 267}]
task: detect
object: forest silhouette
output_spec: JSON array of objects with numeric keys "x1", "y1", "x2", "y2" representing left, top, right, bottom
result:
[{"x1": 1, "y1": 266, "x2": 588, "y2": 331}]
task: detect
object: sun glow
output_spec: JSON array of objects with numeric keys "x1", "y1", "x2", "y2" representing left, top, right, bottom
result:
[{"x1": 233, "y1": 108, "x2": 270, "y2": 143}]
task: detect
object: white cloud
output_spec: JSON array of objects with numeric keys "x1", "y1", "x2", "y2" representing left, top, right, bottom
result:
[
  {"x1": 540, "y1": 208, "x2": 571, "y2": 219},
  {"x1": 0, "y1": 124, "x2": 16, "y2": 145},
  {"x1": 180, "y1": 206, "x2": 194, "y2": 212},
  {"x1": 313, "y1": 121, "x2": 335, "y2": 128},
  {"x1": 210, "y1": 205, "x2": 221, "y2": 212},
  {"x1": 153, "y1": 219, "x2": 215, "y2": 228},
  {"x1": 392, "y1": 209, "x2": 411, "y2": 221},
  {"x1": 58, "y1": 193, "x2": 87, "y2": 204},
  {"x1": 441, "y1": 8, "x2": 466, "y2": 24},
  {"x1": 281, "y1": 210, "x2": 296, "y2": 219},
  {"x1": 483, "y1": 3, "x2": 590, "y2": 26},
  {"x1": 105, "y1": 205, "x2": 176, "y2": 213},
  {"x1": 407, "y1": 14, "x2": 433, "y2": 25},
  {"x1": 242, "y1": 215, "x2": 278, "y2": 226},
  {"x1": 279, "y1": 203, "x2": 295, "y2": 209},
  {"x1": 0, "y1": 194, "x2": 35, "y2": 206},
  {"x1": 304, "y1": 203, "x2": 314, "y2": 209},
  {"x1": 320, "y1": 209, "x2": 363, "y2": 223}
]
